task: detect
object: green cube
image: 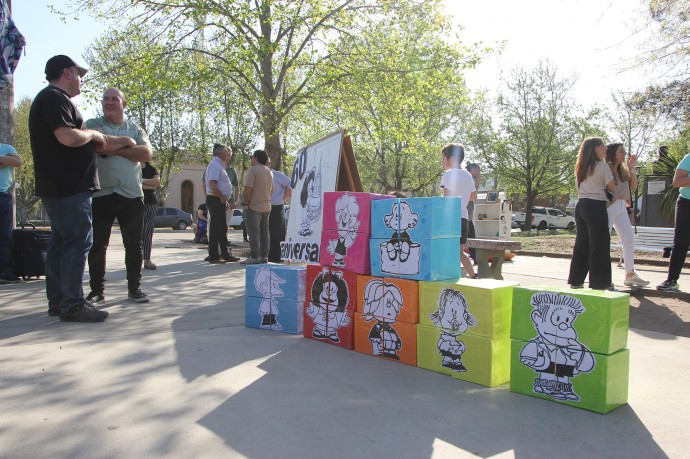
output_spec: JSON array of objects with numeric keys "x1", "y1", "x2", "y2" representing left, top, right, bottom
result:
[
  {"x1": 417, "y1": 324, "x2": 510, "y2": 387},
  {"x1": 511, "y1": 286, "x2": 629, "y2": 355},
  {"x1": 510, "y1": 339, "x2": 629, "y2": 414},
  {"x1": 419, "y1": 279, "x2": 518, "y2": 339}
]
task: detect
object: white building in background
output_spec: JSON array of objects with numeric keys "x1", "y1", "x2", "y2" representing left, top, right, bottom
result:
[{"x1": 164, "y1": 163, "x2": 206, "y2": 214}]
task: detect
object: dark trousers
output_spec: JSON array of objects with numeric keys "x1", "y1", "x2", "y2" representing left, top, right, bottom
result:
[
  {"x1": 268, "y1": 204, "x2": 285, "y2": 262},
  {"x1": 667, "y1": 197, "x2": 690, "y2": 282},
  {"x1": 0, "y1": 191, "x2": 12, "y2": 273},
  {"x1": 568, "y1": 198, "x2": 611, "y2": 289},
  {"x1": 467, "y1": 219, "x2": 476, "y2": 259},
  {"x1": 89, "y1": 193, "x2": 145, "y2": 294},
  {"x1": 206, "y1": 195, "x2": 230, "y2": 260}
]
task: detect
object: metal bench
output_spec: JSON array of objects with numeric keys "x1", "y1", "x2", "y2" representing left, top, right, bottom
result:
[
  {"x1": 613, "y1": 226, "x2": 674, "y2": 253},
  {"x1": 466, "y1": 238, "x2": 522, "y2": 280}
]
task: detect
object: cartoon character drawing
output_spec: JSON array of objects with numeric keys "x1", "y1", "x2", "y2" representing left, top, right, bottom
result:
[
  {"x1": 254, "y1": 267, "x2": 285, "y2": 331},
  {"x1": 362, "y1": 279, "x2": 403, "y2": 360},
  {"x1": 429, "y1": 288, "x2": 476, "y2": 332},
  {"x1": 327, "y1": 193, "x2": 360, "y2": 267},
  {"x1": 437, "y1": 332, "x2": 467, "y2": 372},
  {"x1": 379, "y1": 201, "x2": 421, "y2": 275},
  {"x1": 305, "y1": 268, "x2": 351, "y2": 343},
  {"x1": 520, "y1": 292, "x2": 596, "y2": 402},
  {"x1": 298, "y1": 162, "x2": 322, "y2": 237},
  {"x1": 428, "y1": 288, "x2": 477, "y2": 372}
]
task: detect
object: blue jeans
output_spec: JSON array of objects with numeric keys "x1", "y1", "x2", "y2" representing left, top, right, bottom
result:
[
  {"x1": 0, "y1": 191, "x2": 12, "y2": 273},
  {"x1": 41, "y1": 192, "x2": 93, "y2": 312},
  {"x1": 245, "y1": 206, "x2": 270, "y2": 259}
]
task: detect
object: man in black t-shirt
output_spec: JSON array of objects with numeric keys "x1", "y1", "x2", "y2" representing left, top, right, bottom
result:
[{"x1": 28, "y1": 55, "x2": 110, "y2": 322}]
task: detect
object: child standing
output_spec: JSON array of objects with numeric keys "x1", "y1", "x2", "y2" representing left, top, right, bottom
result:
[{"x1": 440, "y1": 143, "x2": 477, "y2": 278}]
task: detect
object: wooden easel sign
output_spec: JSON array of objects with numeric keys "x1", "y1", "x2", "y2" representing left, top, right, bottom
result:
[{"x1": 281, "y1": 130, "x2": 362, "y2": 263}]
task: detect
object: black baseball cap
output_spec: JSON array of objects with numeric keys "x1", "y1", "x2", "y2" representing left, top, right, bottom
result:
[{"x1": 44, "y1": 55, "x2": 88, "y2": 80}]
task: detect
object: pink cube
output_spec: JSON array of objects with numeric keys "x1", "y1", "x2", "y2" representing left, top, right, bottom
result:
[
  {"x1": 322, "y1": 192, "x2": 393, "y2": 235},
  {"x1": 320, "y1": 228, "x2": 371, "y2": 274}
]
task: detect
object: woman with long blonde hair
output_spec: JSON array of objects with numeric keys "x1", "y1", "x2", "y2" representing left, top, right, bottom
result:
[
  {"x1": 567, "y1": 137, "x2": 616, "y2": 289},
  {"x1": 605, "y1": 143, "x2": 649, "y2": 287}
]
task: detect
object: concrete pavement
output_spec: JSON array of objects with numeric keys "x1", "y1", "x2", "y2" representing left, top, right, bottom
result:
[{"x1": 0, "y1": 229, "x2": 688, "y2": 458}]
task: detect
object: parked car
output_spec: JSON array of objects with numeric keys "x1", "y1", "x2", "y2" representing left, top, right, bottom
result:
[
  {"x1": 512, "y1": 207, "x2": 575, "y2": 230},
  {"x1": 227, "y1": 208, "x2": 244, "y2": 230},
  {"x1": 154, "y1": 207, "x2": 194, "y2": 230}
]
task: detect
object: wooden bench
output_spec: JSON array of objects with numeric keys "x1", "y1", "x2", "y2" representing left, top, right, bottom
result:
[{"x1": 466, "y1": 238, "x2": 522, "y2": 280}]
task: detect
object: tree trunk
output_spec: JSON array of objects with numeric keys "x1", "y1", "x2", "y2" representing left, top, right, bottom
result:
[
  {"x1": 263, "y1": 120, "x2": 283, "y2": 171},
  {"x1": 522, "y1": 194, "x2": 535, "y2": 232}
]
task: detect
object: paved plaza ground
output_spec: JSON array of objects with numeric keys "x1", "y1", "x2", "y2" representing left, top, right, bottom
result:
[{"x1": 0, "y1": 229, "x2": 688, "y2": 458}]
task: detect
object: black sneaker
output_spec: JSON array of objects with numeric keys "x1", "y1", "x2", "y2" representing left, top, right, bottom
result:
[
  {"x1": 207, "y1": 258, "x2": 226, "y2": 264},
  {"x1": 0, "y1": 272, "x2": 22, "y2": 284},
  {"x1": 60, "y1": 303, "x2": 109, "y2": 322},
  {"x1": 48, "y1": 305, "x2": 61, "y2": 316},
  {"x1": 128, "y1": 289, "x2": 150, "y2": 303},
  {"x1": 86, "y1": 292, "x2": 105, "y2": 304},
  {"x1": 657, "y1": 280, "x2": 679, "y2": 292}
]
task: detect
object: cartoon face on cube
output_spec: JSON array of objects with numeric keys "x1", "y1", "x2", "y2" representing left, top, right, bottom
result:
[
  {"x1": 429, "y1": 288, "x2": 477, "y2": 333},
  {"x1": 519, "y1": 292, "x2": 596, "y2": 402},
  {"x1": 380, "y1": 201, "x2": 421, "y2": 275},
  {"x1": 428, "y1": 288, "x2": 477, "y2": 372},
  {"x1": 253, "y1": 267, "x2": 286, "y2": 331},
  {"x1": 305, "y1": 267, "x2": 351, "y2": 343},
  {"x1": 326, "y1": 193, "x2": 361, "y2": 267},
  {"x1": 361, "y1": 279, "x2": 404, "y2": 360}
]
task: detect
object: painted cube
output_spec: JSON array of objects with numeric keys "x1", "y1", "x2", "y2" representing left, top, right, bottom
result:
[
  {"x1": 322, "y1": 191, "x2": 393, "y2": 234},
  {"x1": 510, "y1": 339, "x2": 629, "y2": 414},
  {"x1": 245, "y1": 296, "x2": 303, "y2": 334},
  {"x1": 245, "y1": 264, "x2": 306, "y2": 302},
  {"x1": 354, "y1": 314, "x2": 417, "y2": 366},
  {"x1": 417, "y1": 324, "x2": 510, "y2": 387},
  {"x1": 511, "y1": 286, "x2": 629, "y2": 355},
  {"x1": 370, "y1": 197, "x2": 461, "y2": 240},
  {"x1": 356, "y1": 275, "x2": 419, "y2": 324},
  {"x1": 419, "y1": 279, "x2": 518, "y2": 339},
  {"x1": 303, "y1": 264, "x2": 358, "y2": 350},
  {"x1": 320, "y1": 229, "x2": 371, "y2": 274},
  {"x1": 370, "y1": 237, "x2": 460, "y2": 281}
]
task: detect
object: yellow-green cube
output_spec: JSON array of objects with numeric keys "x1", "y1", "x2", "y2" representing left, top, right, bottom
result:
[{"x1": 419, "y1": 279, "x2": 518, "y2": 339}]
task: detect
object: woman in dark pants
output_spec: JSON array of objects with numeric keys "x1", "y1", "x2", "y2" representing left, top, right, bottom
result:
[
  {"x1": 568, "y1": 137, "x2": 616, "y2": 290},
  {"x1": 657, "y1": 153, "x2": 690, "y2": 291}
]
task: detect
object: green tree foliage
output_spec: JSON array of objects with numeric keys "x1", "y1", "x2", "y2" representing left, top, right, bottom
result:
[
  {"x1": 65, "y1": 0, "x2": 428, "y2": 171},
  {"x1": 607, "y1": 91, "x2": 666, "y2": 160},
  {"x1": 284, "y1": 2, "x2": 483, "y2": 194},
  {"x1": 654, "y1": 134, "x2": 690, "y2": 221},
  {"x1": 464, "y1": 61, "x2": 586, "y2": 230},
  {"x1": 12, "y1": 96, "x2": 39, "y2": 223}
]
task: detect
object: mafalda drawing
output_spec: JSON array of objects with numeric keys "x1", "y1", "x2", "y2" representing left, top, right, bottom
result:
[
  {"x1": 520, "y1": 292, "x2": 595, "y2": 402},
  {"x1": 254, "y1": 267, "x2": 285, "y2": 331},
  {"x1": 361, "y1": 279, "x2": 403, "y2": 360},
  {"x1": 429, "y1": 288, "x2": 476, "y2": 372},
  {"x1": 327, "y1": 193, "x2": 360, "y2": 267},
  {"x1": 298, "y1": 161, "x2": 322, "y2": 237},
  {"x1": 305, "y1": 268, "x2": 350, "y2": 343},
  {"x1": 379, "y1": 201, "x2": 421, "y2": 275}
]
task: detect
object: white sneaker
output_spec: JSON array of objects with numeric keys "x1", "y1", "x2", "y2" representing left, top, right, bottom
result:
[{"x1": 624, "y1": 272, "x2": 650, "y2": 287}]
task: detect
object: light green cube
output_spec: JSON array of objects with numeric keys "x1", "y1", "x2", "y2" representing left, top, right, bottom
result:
[
  {"x1": 419, "y1": 279, "x2": 519, "y2": 339},
  {"x1": 511, "y1": 286, "x2": 629, "y2": 355},
  {"x1": 417, "y1": 324, "x2": 510, "y2": 387},
  {"x1": 510, "y1": 339, "x2": 629, "y2": 414}
]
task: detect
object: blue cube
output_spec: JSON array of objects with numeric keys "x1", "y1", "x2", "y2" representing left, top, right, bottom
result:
[
  {"x1": 245, "y1": 264, "x2": 306, "y2": 302},
  {"x1": 245, "y1": 296, "x2": 303, "y2": 334},
  {"x1": 370, "y1": 197, "x2": 461, "y2": 240},
  {"x1": 370, "y1": 237, "x2": 460, "y2": 281}
]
